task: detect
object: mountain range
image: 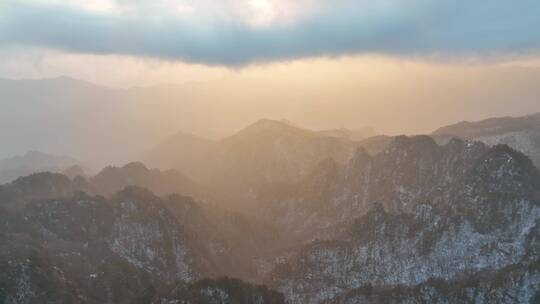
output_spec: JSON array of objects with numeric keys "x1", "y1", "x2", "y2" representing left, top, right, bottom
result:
[
  {"x1": 265, "y1": 136, "x2": 540, "y2": 302},
  {"x1": 0, "y1": 172, "x2": 281, "y2": 302},
  {"x1": 145, "y1": 118, "x2": 370, "y2": 211},
  {"x1": 2, "y1": 111, "x2": 540, "y2": 303}
]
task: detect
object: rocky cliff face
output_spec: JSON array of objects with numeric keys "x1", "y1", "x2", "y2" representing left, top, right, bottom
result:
[
  {"x1": 0, "y1": 187, "x2": 213, "y2": 303},
  {"x1": 335, "y1": 261, "x2": 540, "y2": 303},
  {"x1": 0, "y1": 172, "x2": 79, "y2": 211},
  {"x1": 263, "y1": 136, "x2": 540, "y2": 303},
  {"x1": 149, "y1": 277, "x2": 286, "y2": 304},
  {"x1": 0, "y1": 180, "x2": 285, "y2": 303},
  {"x1": 273, "y1": 203, "x2": 539, "y2": 303},
  {"x1": 258, "y1": 136, "x2": 494, "y2": 242},
  {"x1": 162, "y1": 193, "x2": 280, "y2": 283},
  {"x1": 470, "y1": 129, "x2": 540, "y2": 169}
]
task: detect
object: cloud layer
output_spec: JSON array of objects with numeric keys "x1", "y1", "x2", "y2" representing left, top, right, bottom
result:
[{"x1": 1, "y1": 0, "x2": 540, "y2": 66}]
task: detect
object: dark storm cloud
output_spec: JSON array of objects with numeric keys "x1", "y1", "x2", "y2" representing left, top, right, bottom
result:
[{"x1": 1, "y1": 0, "x2": 540, "y2": 66}]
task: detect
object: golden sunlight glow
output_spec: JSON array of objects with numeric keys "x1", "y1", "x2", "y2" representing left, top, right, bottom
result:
[{"x1": 3, "y1": 48, "x2": 540, "y2": 138}]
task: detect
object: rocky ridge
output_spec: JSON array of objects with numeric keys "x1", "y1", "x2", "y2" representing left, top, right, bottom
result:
[{"x1": 261, "y1": 136, "x2": 540, "y2": 303}]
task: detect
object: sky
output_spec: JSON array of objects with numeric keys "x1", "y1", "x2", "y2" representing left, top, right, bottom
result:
[
  {"x1": 1, "y1": 0, "x2": 540, "y2": 84},
  {"x1": 1, "y1": 0, "x2": 540, "y2": 152},
  {"x1": 2, "y1": 0, "x2": 540, "y2": 66}
]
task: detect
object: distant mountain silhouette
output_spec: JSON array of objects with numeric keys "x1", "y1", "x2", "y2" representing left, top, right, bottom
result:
[
  {"x1": 89, "y1": 162, "x2": 219, "y2": 204},
  {"x1": 0, "y1": 151, "x2": 84, "y2": 184},
  {"x1": 434, "y1": 112, "x2": 540, "y2": 167},
  {"x1": 146, "y1": 119, "x2": 371, "y2": 210},
  {"x1": 0, "y1": 77, "x2": 381, "y2": 168},
  {"x1": 144, "y1": 132, "x2": 218, "y2": 182},
  {"x1": 0, "y1": 161, "x2": 216, "y2": 209}
]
